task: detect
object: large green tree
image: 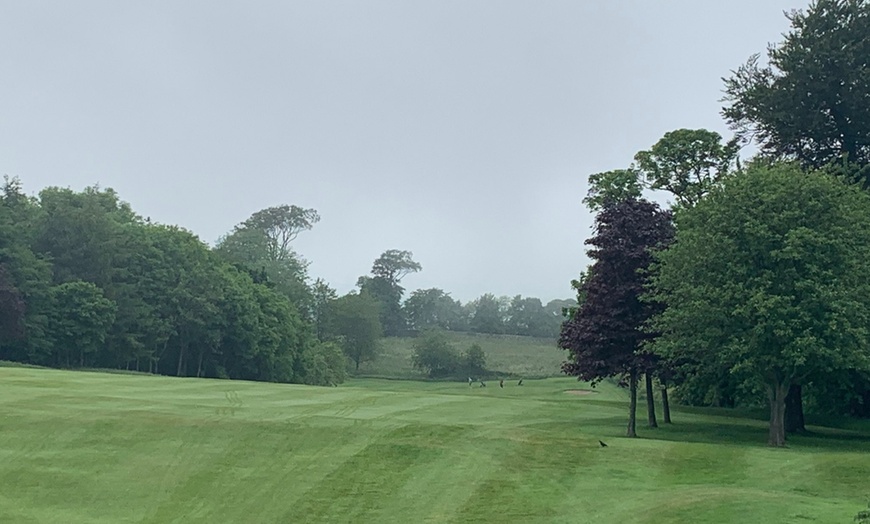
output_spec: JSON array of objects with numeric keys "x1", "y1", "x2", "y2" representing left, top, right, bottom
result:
[
  {"x1": 329, "y1": 291, "x2": 382, "y2": 371},
  {"x1": 634, "y1": 129, "x2": 739, "y2": 208},
  {"x1": 411, "y1": 330, "x2": 461, "y2": 378},
  {"x1": 215, "y1": 205, "x2": 318, "y2": 308},
  {"x1": 47, "y1": 280, "x2": 117, "y2": 368},
  {"x1": 468, "y1": 293, "x2": 505, "y2": 335},
  {"x1": 505, "y1": 296, "x2": 552, "y2": 338},
  {"x1": 404, "y1": 288, "x2": 464, "y2": 332},
  {"x1": 358, "y1": 249, "x2": 421, "y2": 336},
  {"x1": 722, "y1": 0, "x2": 870, "y2": 178},
  {"x1": 583, "y1": 169, "x2": 643, "y2": 212},
  {"x1": 311, "y1": 278, "x2": 338, "y2": 342},
  {"x1": 648, "y1": 163, "x2": 870, "y2": 446}
]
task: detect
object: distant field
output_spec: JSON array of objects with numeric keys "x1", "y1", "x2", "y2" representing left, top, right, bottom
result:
[
  {"x1": 358, "y1": 331, "x2": 564, "y2": 379},
  {"x1": 1, "y1": 367, "x2": 869, "y2": 523}
]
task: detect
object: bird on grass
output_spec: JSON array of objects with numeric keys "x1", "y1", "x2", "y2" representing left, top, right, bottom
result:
[{"x1": 599, "y1": 440, "x2": 608, "y2": 448}]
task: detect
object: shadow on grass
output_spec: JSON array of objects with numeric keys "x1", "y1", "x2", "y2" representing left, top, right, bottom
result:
[{"x1": 530, "y1": 411, "x2": 870, "y2": 451}]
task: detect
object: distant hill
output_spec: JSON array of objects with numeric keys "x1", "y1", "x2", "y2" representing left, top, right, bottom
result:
[{"x1": 356, "y1": 331, "x2": 564, "y2": 379}]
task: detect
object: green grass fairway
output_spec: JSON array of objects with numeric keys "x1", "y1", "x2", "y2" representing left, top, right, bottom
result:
[
  {"x1": 361, "y1": 332, "x2": 563, "y2": 378},
  {"x1": 1, "y1": 368, "x2": 869, "y2": 523}
]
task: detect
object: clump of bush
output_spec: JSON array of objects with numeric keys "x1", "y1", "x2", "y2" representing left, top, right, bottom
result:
[
  {"x1": 463, "y1": 343, "x2": 486, "y2": 376},
  {"x1": 411, "y1": 331, "x2": 488, "y2": 378},
  {"x1": 301, "y1": 341, "x2": 348, "y2": 386},
  {"x1": 855, "y1": 500, "x2": 870, "y2": 523}
]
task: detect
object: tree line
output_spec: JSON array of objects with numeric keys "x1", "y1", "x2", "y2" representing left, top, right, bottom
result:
[
  {"x1": 559, "y1": 0, "x2": 870, "y2": 447},
  {"x1": 0, "y1": 180, "x2": 568, "y2": 386}
]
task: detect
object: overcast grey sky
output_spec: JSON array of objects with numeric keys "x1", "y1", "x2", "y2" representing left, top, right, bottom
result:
[{"x1": 1, "y1": 1, "x2": 796, "y2": 303}]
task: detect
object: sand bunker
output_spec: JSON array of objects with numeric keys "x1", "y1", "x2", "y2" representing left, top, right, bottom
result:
[{"x1": 564, "y1": 389, "x2": 598, "y2": 396}]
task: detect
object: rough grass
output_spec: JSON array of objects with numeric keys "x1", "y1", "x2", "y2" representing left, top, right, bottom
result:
[
  {"x1": 1, "y1": 367, "x2": 869, "y2": 523},
  {"x1": 360, "y1": 332, "x2": 563, "y2": 379}
]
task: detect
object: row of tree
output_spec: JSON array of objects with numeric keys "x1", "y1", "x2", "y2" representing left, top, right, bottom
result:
[
  {"x1": 0, "y1": 183, "x2": 347, "y2": 385},
  {"x1": 346, "y1": 249, "x2": 571, "y2": 339},
  {"x1": 560, "y1": 0, "x2": 870, "y2": 447},
  {"x1": 0, "y1": 181, "x2": 568, "y2": 385}
]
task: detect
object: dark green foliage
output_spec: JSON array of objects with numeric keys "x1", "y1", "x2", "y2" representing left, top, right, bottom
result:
[
  {"x1": 462, "y1": 343, "x2": 487, "y2": 376},
  {"x1": 404, "y1": 288, "x2": 465, "y2": 332},
  {"x1": 0, "y1": 265, "x2": 25, "y2": 343},
  {"x1": 0, "y1": 179, "x2": 345, "y2": 386},
  {"x1": 411, "y1": 331, "x2": 461, "y2": 378},
  {"x1": 311, "y1": 278, "x2": 338, "y2": 341},
  {"x1": 722, "y1": 0, "x2": 870, "y2": 175},
  {"x1": 358, "y1": 275, "x2": 406, "y2": 337},
  {"x1": 856, "y1": 500, "x2": 870, "y2": 523},
  {"x1": 648, "y1": 163, "x2": 870, "y2": 445},
  {"x1": 215, "y1": 205, "x2": 317, "y2": 310},
  {"x1": 0, "y1": 178, "x2": 53, "y2": 363},
  {"x1": 469, "y1": 293, "x2": 505, "y2": 335},
  {"x1": 583, "y1": 169, "x2": 643, "y2": 212},
  {"x1": 371, "y1": 249, "x2": 421, "y2": 283},
  {"x1": 329, "y1": 291, "x2": 382, "y2": 371},
  {"x1": 634, "y1": 128, "x2": 739, "y2": 207},
  {"x1": 403, "y1": 288, "x2": 565, "y2": 339},
  {"x1": 359, "y1": 250, "x2": 421, "y2": 336},
  {"x1": 300, "y1": 341, "x2": 347, "y2": 386},
  {"x1": 47, "y1": 280, "x2": 117, "y2": 368},
  {"x1": 505, "y1": 296, "x2": 544, "y2": 337}
]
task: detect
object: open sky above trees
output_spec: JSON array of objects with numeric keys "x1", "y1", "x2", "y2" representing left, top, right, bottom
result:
[{"x1": 0, "y1": 1, "x2": 797, "y2": 302}]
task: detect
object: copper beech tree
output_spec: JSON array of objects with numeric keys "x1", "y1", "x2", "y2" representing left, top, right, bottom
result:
[{"x1": 559, "y1": 198, "x2": 674, "y2": 437}]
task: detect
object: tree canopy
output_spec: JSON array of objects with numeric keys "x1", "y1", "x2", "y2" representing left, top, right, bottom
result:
[
  {"x1": 634, "y1": 128, "x2": 739, "y2": 208},
  {"x1": 0, "y1": 179, "x2": 346, "y2": 386},
  {"x1": 647, "y1": 163, "x2": 870, "y2": 446},
  {"x1": 583, "y1": 169, "x2": 643, "y2": 212},
  {"x1": 722, "y1": 0, "x2": 870, "y2": 176}
]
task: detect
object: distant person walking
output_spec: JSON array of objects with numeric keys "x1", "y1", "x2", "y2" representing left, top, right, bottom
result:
[
  {"x1": 468, "y1": 377, "x2": 473, "y2": 386},
  {"x1": 499, "y1": 379, "x2": 504, "y2": 388}
]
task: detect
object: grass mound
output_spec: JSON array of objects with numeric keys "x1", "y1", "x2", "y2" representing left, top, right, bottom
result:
[{"x1": 361, "y1": 332, "x2": 563, "y2": 379}]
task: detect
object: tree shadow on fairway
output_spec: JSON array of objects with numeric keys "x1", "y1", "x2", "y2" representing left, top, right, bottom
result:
[
  {"x1": 622, "y1": 418, "x2": 870, "y2": 451},
  {"x1": 533, "y1": 407, "x2": 868, "y2": 450},
  {"x1": 784, "y1": 428, "x2": 870, "y2": 450}
]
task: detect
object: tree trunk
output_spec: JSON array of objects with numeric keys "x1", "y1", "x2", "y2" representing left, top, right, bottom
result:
[
  {"x1": 176, "y1": 340, "x2": 185, "y2": 377},
  {"x1": 645, "y1": 373, "x2": 658, "y2": 428},
  {"x1": 661, "y1": 386, "x2": 672, "y2": 424},
  {"x1": 768, "y1": 382, "x2": 788, "y2": 447},
  {"x1": 785, "y1": 384, "x2": 805, "y2": 434},
  {"x1": 627, "y1": 371, "x2": 638, "y2": 438}
]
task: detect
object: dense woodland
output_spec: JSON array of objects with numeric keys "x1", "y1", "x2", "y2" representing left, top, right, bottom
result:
[
  {"x1": 560, "y1": 0, "x2": 870, "y2": 446},
  {"x1": 0, "y1": 178, "x2": 568, "y2": 385}
]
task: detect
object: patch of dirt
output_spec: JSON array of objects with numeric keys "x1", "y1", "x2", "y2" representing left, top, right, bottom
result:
[{"x1": 564, "y1": 389, "x2": 598, "y2": 396}]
